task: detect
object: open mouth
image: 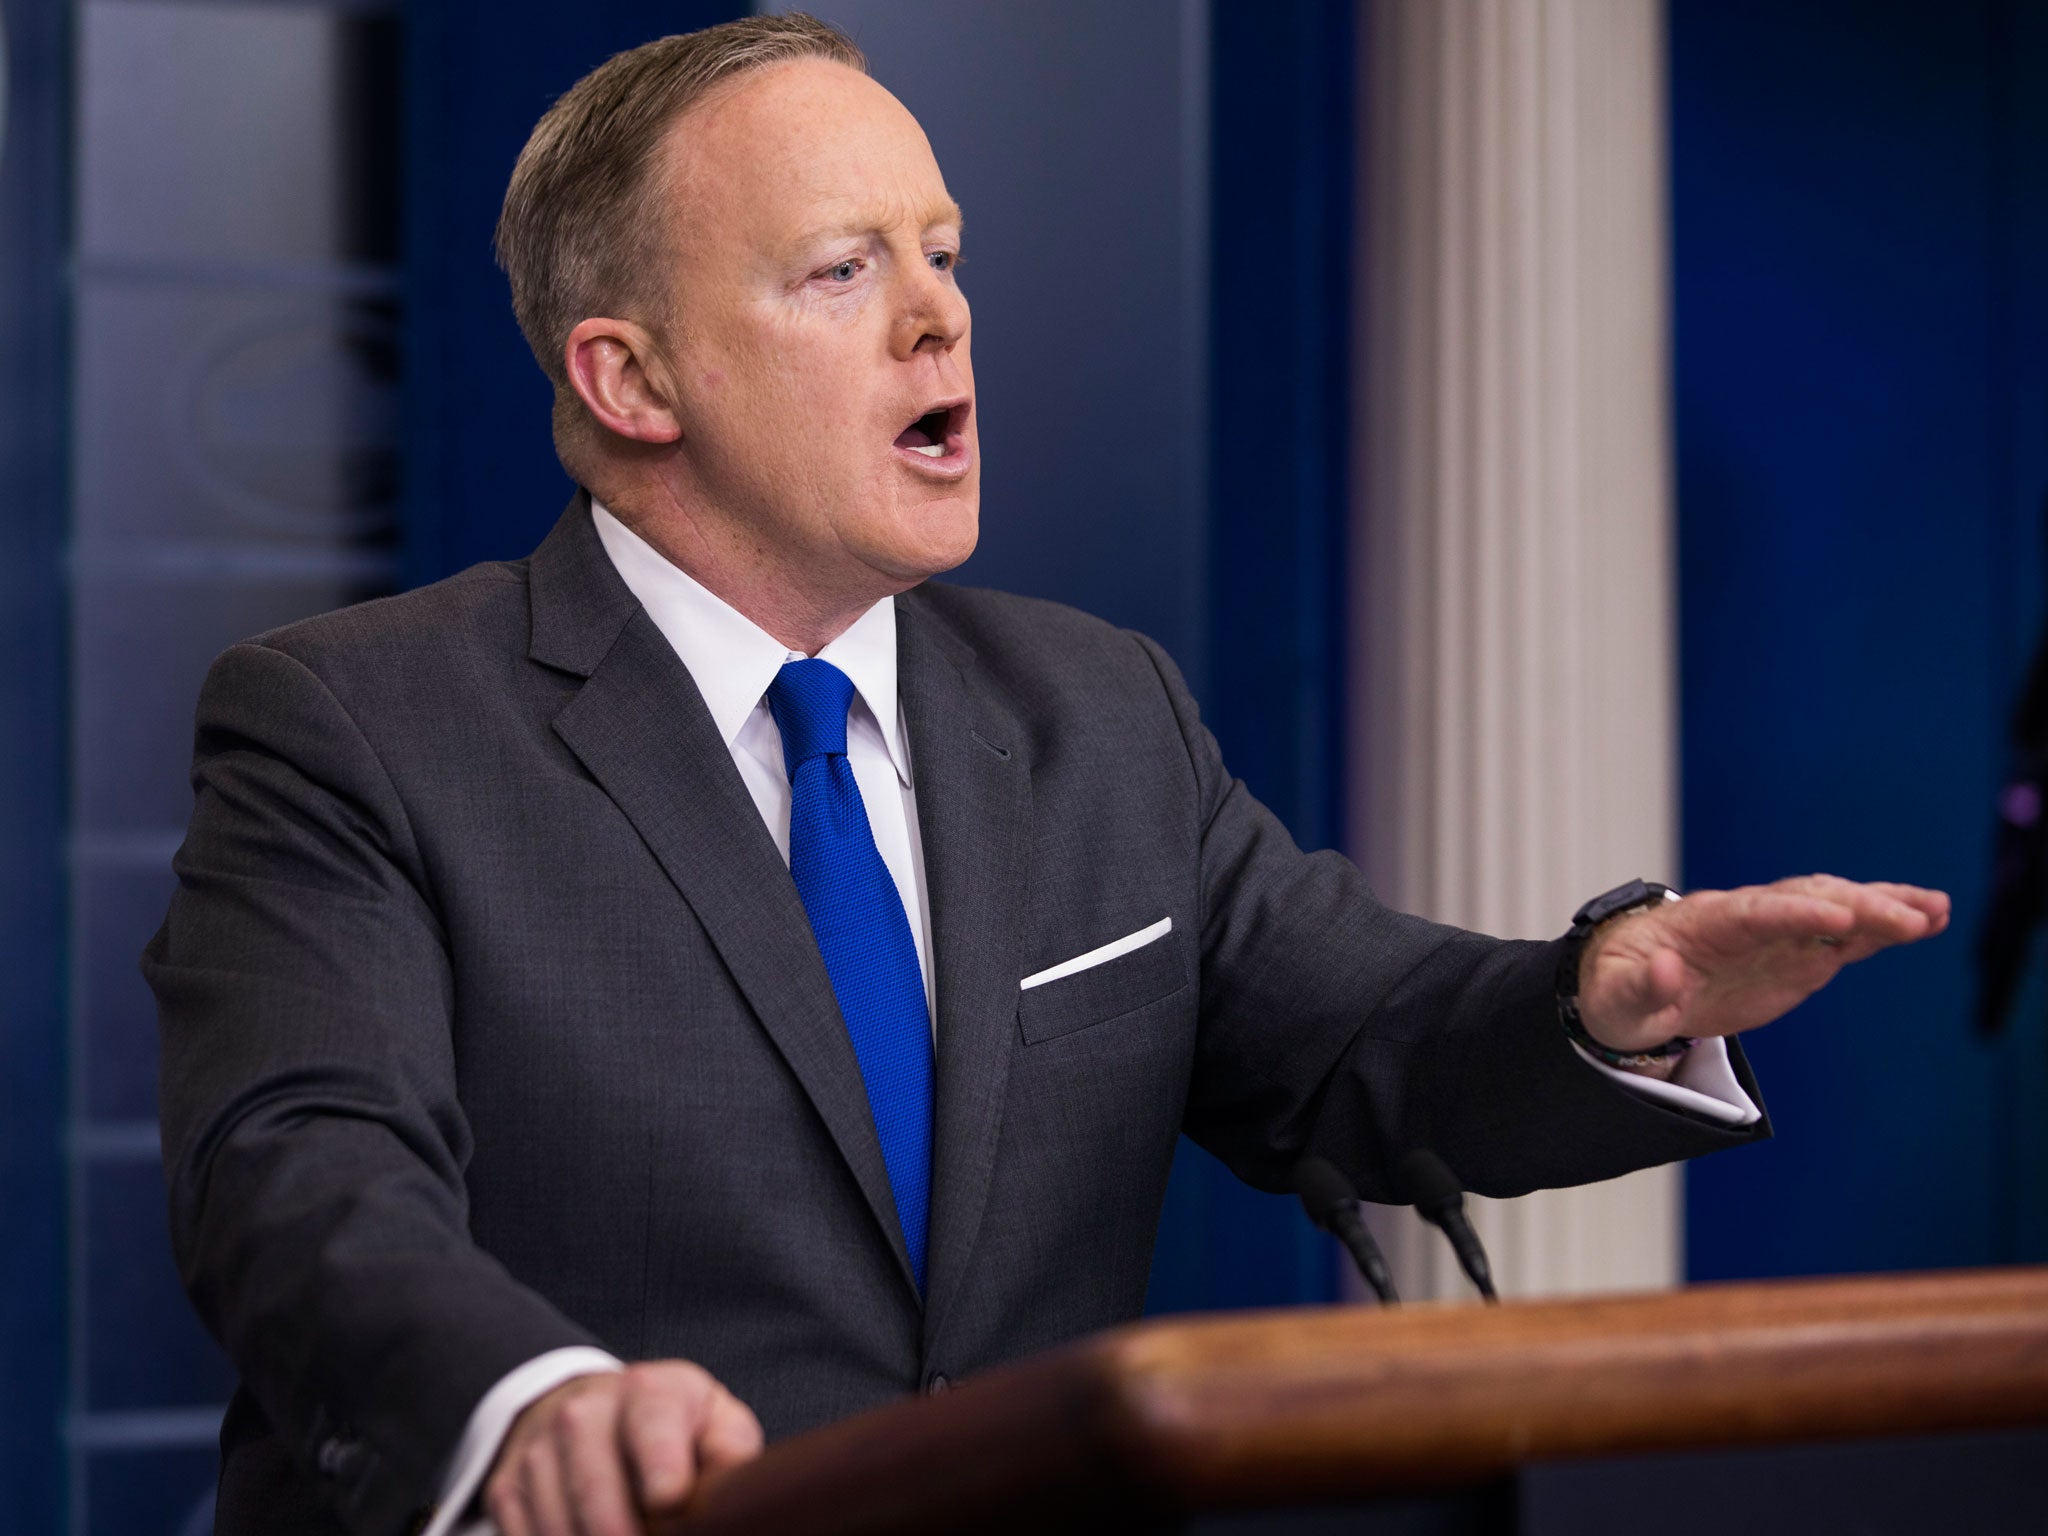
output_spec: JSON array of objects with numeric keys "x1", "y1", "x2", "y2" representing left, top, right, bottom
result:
[{"x1": 892, "y1": 400, "x2": 969, "y2": 464}]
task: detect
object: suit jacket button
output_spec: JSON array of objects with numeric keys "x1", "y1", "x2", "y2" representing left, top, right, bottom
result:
[{"x1": 925, "y1": 1373, "x2": 950, "y2": 1396}]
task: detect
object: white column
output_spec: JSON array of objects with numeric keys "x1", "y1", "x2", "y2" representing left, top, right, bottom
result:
[{"x1": 1349, "y1": 0, "x2": 1681, "y2": 1300}]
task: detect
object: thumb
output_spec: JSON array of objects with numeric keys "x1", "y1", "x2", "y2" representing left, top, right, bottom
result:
[
  {"x1": 1600, "y1": 945, "x2": 1689, "y2": 1046},
  {"x1": 1640, "y1": 947, "x2": 1689, "y2": 1013},
  {"x1": 696, "y1": 1389, "x2": 765, "y2": 1470}
]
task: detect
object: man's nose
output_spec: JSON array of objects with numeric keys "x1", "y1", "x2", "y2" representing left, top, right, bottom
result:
[{"x1": 894, "y1": 262, "x2": 969, "y2": 359}]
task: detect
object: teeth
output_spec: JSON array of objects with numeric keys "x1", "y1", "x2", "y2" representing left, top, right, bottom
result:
[{"x1": 909, "y1": 442, "x2": 947, "y2": 458}]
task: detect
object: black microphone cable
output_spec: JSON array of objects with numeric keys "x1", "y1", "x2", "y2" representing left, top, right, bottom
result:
[
  {"x1": 1398, "y1": 1149, "x2": 1498, "y2": 1304},
  {"x1": 1292, "y1": 1156, "x2": 1400, "y2": 1305}
]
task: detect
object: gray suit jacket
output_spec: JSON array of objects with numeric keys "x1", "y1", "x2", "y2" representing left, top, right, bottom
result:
[{"x1": 146, "y1": 496, "x2": 1765, "y2": 1535}]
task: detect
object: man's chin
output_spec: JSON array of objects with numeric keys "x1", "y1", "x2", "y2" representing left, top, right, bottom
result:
[
  {"x1": 920, "y1": 523, "x2": 979, "y2": 581},
  {"x1": 877, "y1": 496, "x2": 979, "y2": 584}
]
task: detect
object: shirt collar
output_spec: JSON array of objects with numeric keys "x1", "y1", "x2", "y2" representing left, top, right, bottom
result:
[{"x1": 589, "y1": 498, "x2": 910, "y2": 786}]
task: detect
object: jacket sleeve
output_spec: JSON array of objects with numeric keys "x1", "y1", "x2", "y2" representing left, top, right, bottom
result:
[
  {"x1": 145, "y1": 640, "x2": 601, "y2": 1536},
  {"x1": 1126, "y1": 632, "x2": 1769, "y2": 1204}
]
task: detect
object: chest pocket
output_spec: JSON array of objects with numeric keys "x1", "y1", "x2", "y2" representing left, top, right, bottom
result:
[{"x1": 1017, "y1": 922, "x2": 1190, "y2": 1044}]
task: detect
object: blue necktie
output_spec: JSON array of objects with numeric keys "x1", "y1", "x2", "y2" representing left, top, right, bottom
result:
[{"x1": 766, "y1": 658, "x2": 934, "y2": 1292}]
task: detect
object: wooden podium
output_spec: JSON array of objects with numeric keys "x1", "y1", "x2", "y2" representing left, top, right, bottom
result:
[{"x1": 658, "y1": 1266, "x2": 2048, "y2": 1534}]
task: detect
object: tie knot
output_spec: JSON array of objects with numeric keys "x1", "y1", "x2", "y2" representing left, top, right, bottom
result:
[{"x1": 766, "y1": 658, "x2": 856, "y2": 772}]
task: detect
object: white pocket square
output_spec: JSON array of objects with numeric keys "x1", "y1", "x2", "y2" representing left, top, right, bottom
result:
[{"x1": 1019, "y1": 916, "x2": 1172, "y2": 991}]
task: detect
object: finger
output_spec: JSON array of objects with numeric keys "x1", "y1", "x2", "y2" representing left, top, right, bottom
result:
[
  {"x1": 1601, "y1": 947, "x2": 1692, "y2": 1043},
  {"x1": 1785, "y1": 872, "x2": 1880, "y2": 905},
  {"x1": 487, "y1": 1469, "x2": 533, "y2": 1536},
  {"x1": 520, "y1": 1440, "x2": 576, "y2": 1536},
  {"x1": 1831, "y1": 885, "x2": 1932, "y2": 946},
  {"x1": 1782, "y1": 875, "x2": 1932, "y2": 943},
  {"x1": 1647, "y1": 946, "x2": 1689, "y2": 1004},
  {"x1": 621, "y1": 1367, "x2": 706, "y2": 1511},
  {"x1": 695, "y1": 1386, "x2": 766, "y2": 1470},
  {"x1": 1607, "y1": 942, "x2": 1686, "y2": 1015},
  {"x1": 1729, "y1": 885, "x2": 1919, "y2": 952},
  {"x1": 1861, "y1": 882, "x2": 1952, "y2": 929},
  {"x1": 553, "y1": 1386, "x2": 637, "y2": 1536},
  {"x1": 1708, "y1": 890, "x2": 1855, "y2": 946},
  {"x1": 1625, "y1": 995, "x2": 1692, "y2": 1043}
]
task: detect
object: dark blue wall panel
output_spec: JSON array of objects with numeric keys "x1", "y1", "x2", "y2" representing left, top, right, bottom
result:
[
  {"x1": 1169, "y1": 0, "x2": 1355, "y2": 1314},
  {"x1": 402, "y1": 0, "x2": 742, "y2": 581},
  {"x1": 62, "y1": 4, "x2": 407, "y2": 1526},
  {"x1": 0, "y1": 1, "x2": 70, "y2": 1525},
  {"x1": 1671, "y1": 0, "x2": 2048, "y2": 1279}
]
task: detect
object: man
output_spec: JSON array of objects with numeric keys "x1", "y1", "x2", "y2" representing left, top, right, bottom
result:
[{"x1": 146, "y1": 15, "x2": 1948, "y2": 1536}]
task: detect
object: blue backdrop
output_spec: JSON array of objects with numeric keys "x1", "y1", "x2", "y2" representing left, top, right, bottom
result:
[
  {"x1": 1, "y1": 4, "x2": 72, "y2": 1529},
  {"x1": 1671, "y1": 0, "x2": 2048, "y2": 1278}
]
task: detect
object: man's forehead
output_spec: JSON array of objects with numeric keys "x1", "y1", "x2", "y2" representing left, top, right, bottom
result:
[{"x1": 665, "y1": 60, "x2": 957, "y2": 229}]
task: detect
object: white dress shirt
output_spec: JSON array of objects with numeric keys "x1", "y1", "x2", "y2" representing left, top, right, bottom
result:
[
  {"x1": 591, "y1": 500, "x2": 937, "y2": 1020},
  {"x1": 426, "y1": 498, "x2": 1756, "y2": 1534}
]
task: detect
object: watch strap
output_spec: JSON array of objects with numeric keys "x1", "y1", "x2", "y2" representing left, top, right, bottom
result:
[{"x1": 1556, "y1": 879, "x2": 1696, "y2": 1068}]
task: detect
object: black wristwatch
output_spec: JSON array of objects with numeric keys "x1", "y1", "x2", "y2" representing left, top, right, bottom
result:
[{"x1": 1555, "y1": 878, "x2": 1695, "y2": 1069}]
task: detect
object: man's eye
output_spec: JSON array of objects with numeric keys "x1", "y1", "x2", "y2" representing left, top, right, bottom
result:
[
  {"x1": 824, "y1": 260, "x2": 860, "y2": 282},
  {"x1": 929, "y1": 250, "x2": 959, "y2": 273}
]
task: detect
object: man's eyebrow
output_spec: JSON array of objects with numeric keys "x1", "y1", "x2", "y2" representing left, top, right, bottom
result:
[{"x1": 805, "y1": 200, "x2": 965, "y2": 241}]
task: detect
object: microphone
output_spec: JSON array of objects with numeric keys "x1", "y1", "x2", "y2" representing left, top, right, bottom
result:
[
  {"x1": 1398, "y1": 1150, "x2": 1498, "y2": 1303},
  {"x1": 1292, "y1": 1156, "x2": 1400, "y2": 1305}
]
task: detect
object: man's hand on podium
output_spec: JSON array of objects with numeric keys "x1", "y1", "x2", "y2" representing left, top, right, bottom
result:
[
  {"x1": 1577, "y1": 873, "x2": 1951, "y2": 1076},
  {"x1": 483, "y1": 1361, "x2": 764, "y2": 1536}
]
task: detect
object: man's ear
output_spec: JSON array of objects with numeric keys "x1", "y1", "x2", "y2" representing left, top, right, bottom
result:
[{"x1": 563, "y1": 317, "x2": 683, "y2": 445}]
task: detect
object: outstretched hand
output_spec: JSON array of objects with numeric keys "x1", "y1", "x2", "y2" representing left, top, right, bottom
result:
[{"x1": 1577, "y1": 874, "x2": 1951, "y2": 1061}]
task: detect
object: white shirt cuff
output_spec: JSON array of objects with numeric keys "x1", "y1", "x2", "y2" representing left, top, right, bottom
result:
[
  {"x1": 423, "y1": 1346, "x2": 626, "y2": 1536},
  {"x1": 1571, "y1": 1034, "x2": 1762, "y2": 1127}
]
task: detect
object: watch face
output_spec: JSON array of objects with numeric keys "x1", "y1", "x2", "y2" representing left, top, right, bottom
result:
[{"x1": 1581, "y1": 879, "x2": 1663, "y2": 928}]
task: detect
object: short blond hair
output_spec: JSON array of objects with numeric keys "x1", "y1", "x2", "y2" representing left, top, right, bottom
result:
[{"x1": 495, "y1": 13, "x2": 866, "y2": 388}]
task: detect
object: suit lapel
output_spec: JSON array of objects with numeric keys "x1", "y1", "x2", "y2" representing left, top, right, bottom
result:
[
  {"x1": 897, "y1": 594, "x2": 1032, "y2": 1349},
  {"x1": 530, "y1": 499, "x2": 918, "y2": 1298}
]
